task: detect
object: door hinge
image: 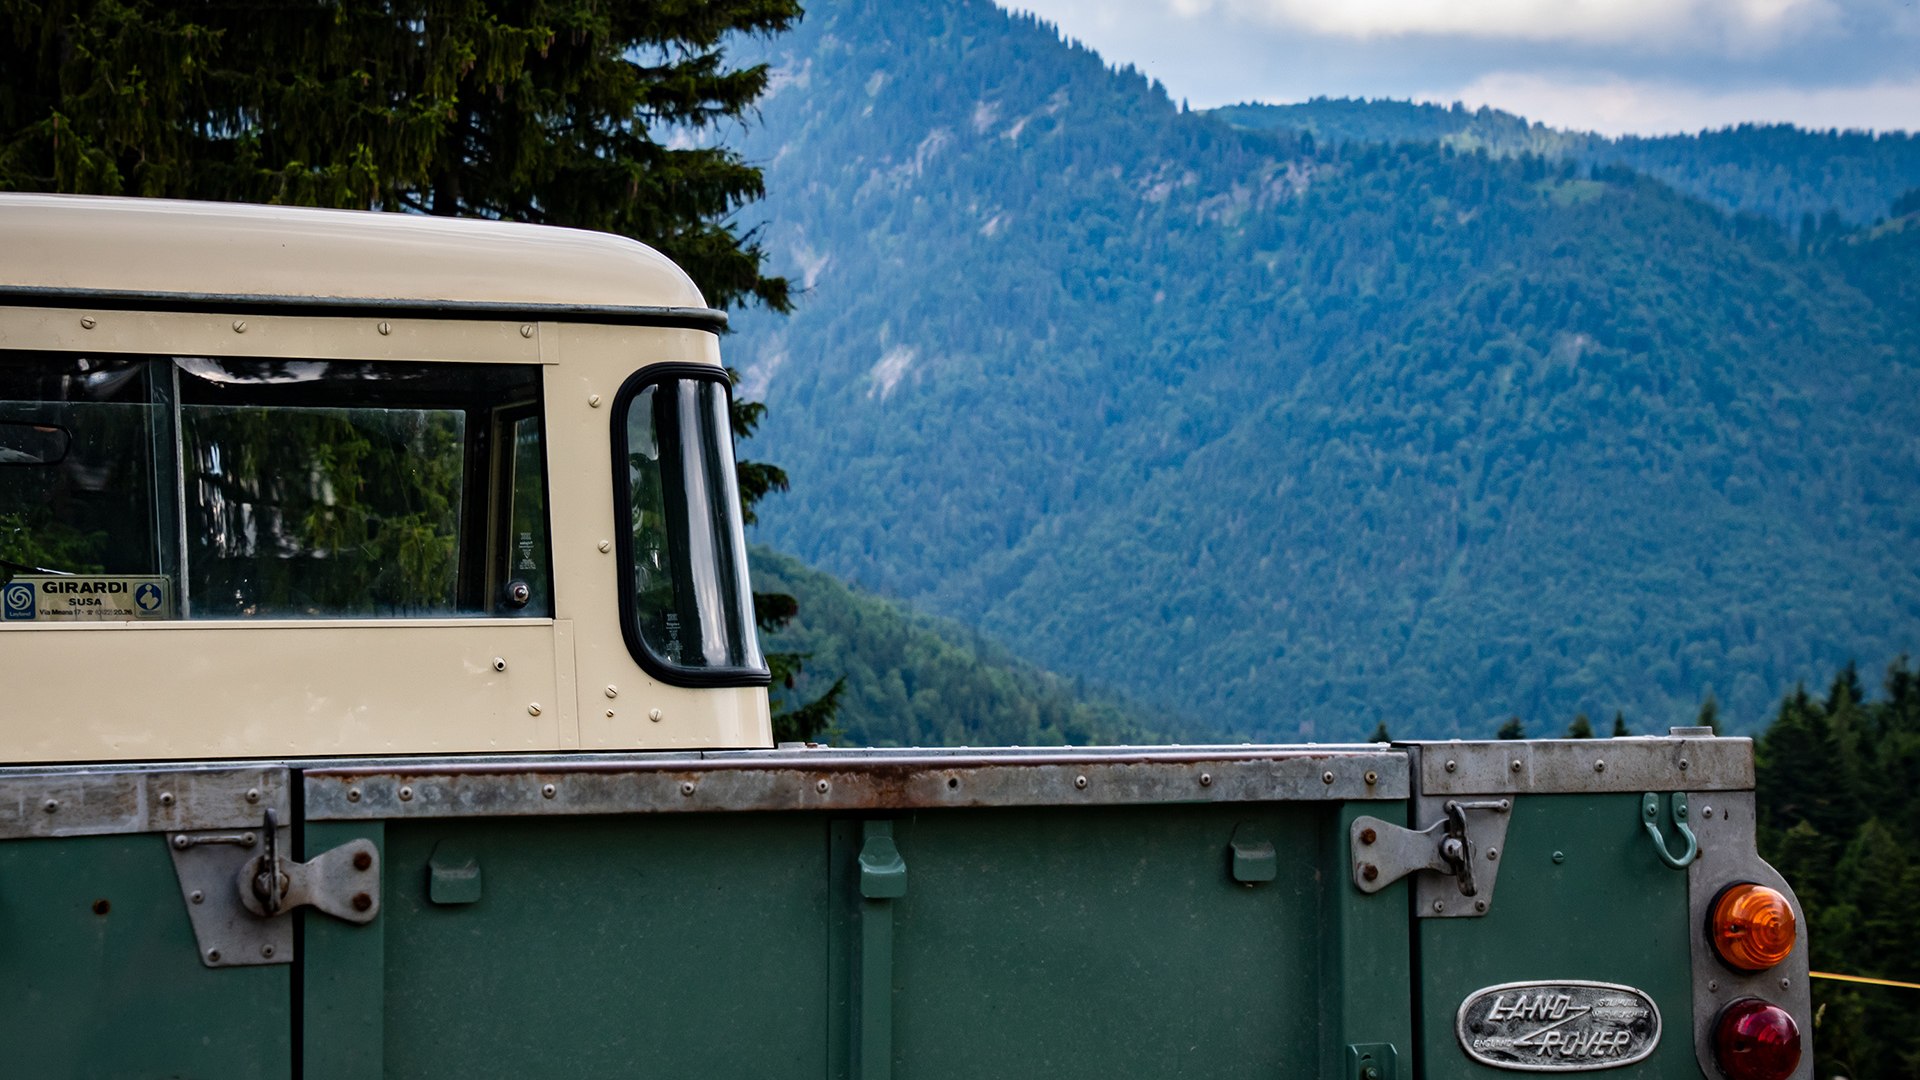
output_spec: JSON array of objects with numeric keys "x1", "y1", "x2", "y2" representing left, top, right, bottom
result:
[
  {"x1": 169, "y1": 808, "x2": 381, "y2": 968},
  {"x1": 1350, "y1": 798, "x2": 1514, "y2": 917}
]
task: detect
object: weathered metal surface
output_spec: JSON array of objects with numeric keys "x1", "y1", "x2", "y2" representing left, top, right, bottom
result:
[
  {"x1": 1685, "y1": 791, "x2": 1814, "y2": 1080},
  {"x1": 1417, "y1": 794, "x2": 1699, "y2": 1078},
  {"x1": 0, "y1": 831, "x2": 290, "y2": 1077},
  {"x1": 1325, "y1": 803, "x2": 1418, "y2": 1077},
  {"x1": 0, "y1": 764, "x2": 290, "y2": 839},
  {"x1": 304, "y1": 745, "x2": 1408, "y2": 820},
  {"x1": 169, "y1": 824, "x2": 292, "y2": 968},
  {"x1": 1411, "y1": 736, "x2": 1753, "y2": 796},
  {"x1": 1455, "y1": 980, "x2": 1661, "y2": 1071},
  {"x1": 302, "y1": 820, "x2": 388, "y2": 1079},
  {"x1": 1354, "y1": 798, "x2": 1514, "y2": 915}
]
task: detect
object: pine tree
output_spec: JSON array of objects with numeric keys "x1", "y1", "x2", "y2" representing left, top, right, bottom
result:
[
  {"x1": 1368, "y1": 720, "x2": 1392, "y2": 743},
  {"x1": 1567, "y1": 713, "x2": 1594, "y2": 738},
  {"x1": 1611, "y1": 711, "x2": 1630, "y2": 737},
  {"x1": 1697, "y1": 692, "x2": 1721, "y2": 733},
  {"x1": 1497, "y1": 716, "x2": 1526, "y2": 740}
]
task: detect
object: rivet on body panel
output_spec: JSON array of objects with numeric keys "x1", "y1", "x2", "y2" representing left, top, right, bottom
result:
[
  {"x1": 1322, "y1": 771, "x2": 1335, "y2": 784},
  {"x1": 1511, "y1": 759, "x2": 1522, "y2": 772},
  {"x1": 493, "y1": 657, "x2": 506, "y2": 672},
  {"x1": 542, "y1": 784, "x2": 556, "y2": 799},
  {"x1": 1445, "y1": 759, "x2": 1458, "y2": 772},
  {"x1": 399, "y1": 786, "x2": 414, "y2": 802},
  {"x1": 1594, "y1": 759, "x2": 1606, "y2": 772},
  {"x1": 680, "y1": 781, "x2": 695, "y2": 796},
  {"x1": 816, "y1": 780, "x2": 830, "y2": 794},
  {"x1": 246, "y1": 788, "x2": 260, "y2": 803},
  {"x1": 1074, "y1": 774, "x2": 1089, "y2": 789},
  {"x1": 42, "y1": 799, "x2": 57, "y2": 813},
  {"x1": 1364, "y1": 770, "x2": 1379, "y2": 785},
  {"x1": 347, "y1": 788, "x2": 361, "y2": 802},
  {"x1": 158, "y1": 792, "x2": 174, "y2": 807},
  {"x1": 1199, "y1": 772, "x2": 1212, "y2": 786}
]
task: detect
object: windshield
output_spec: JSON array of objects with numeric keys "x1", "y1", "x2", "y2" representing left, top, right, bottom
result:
[
  {"x1": 0, "y1": 351, "x2": 551, "y2": 620},
  {"x1": 616, "y1": 367, "x2": 767, "y2": 684}
]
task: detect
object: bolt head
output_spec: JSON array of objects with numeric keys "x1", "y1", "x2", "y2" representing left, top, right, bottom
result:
[
  {"x1": 1361, "y1": 864, "x2": 1379, "y2": 882},
  {"x1": 353, "y1": 851, "x2": 373, "y2": 871},
  {"x1": 1360, "y1": 827, "x2": 1377, "y2": 845},
  {"x1": 377, "y1": 321, "x2": 391, "y2": 335},
  {"x1": 1552, "y1": 851, "x2": 1566, "y2": 864},
  {"x1": 232, "y1": 319, "x2": 247, "y2": 333},
  {"x1": 605, "y1": 685, "x2": 618, "y2": 698},
  {"x1": 649, "y1": 708, "x2": 664, "y2": 722},
  {"x1": 352, "y1": 892, "x2": 373, "y2": 912},
  {"x1": 80, "y1": 315, "x2": 97, "y2": 329},
  {"x1": 520, "y1": 324, "x2": 534, "y2": 338},
  {"x1": 589, "y1": 394, "x2": 602, "y2": 407},
  {"x1": 528, "y1": 703, "x2": 542, "y2": 716},
  {"x1": 598, "y1": 540, "x2": 613, "y2": 553}
]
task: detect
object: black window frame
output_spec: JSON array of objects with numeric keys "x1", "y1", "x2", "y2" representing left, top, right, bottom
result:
[{"x1": 609, "y1": 362, "x2": 770, "y2": 688}]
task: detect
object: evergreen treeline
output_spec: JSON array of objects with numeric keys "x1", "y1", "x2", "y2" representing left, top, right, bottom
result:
[
  {"x1": 723, "y1": 0, "x2": 1920, "y2": 743},
  {"x1": 751, "y1": 547, "x2": 1172, "y2": 746},
  {"x1": 1211, "y1": 98, "x2": 1920, "y2": 229},
  {"x1": 1755, "y1": 659, "x2": 1920, "y2": 1078}
]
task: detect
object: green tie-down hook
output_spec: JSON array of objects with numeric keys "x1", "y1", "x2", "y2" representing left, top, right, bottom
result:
[{"x1": 1642, "y1": 791, "x2": 1699, "y2": 869}]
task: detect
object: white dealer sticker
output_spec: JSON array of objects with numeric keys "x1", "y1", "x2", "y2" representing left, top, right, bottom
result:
[{"x1": 2, "y1": 575, "x2": 173, "y2": 621}]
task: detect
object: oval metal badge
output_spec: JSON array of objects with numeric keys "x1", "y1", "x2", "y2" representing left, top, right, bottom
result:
[{"x1": 1456, "y1": 980, "x2": 1661, "y2": 1071}]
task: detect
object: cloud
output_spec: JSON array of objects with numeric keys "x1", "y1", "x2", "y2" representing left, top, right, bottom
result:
[
  {"x1": 1427, "y1": 71, "x2": 1920, "y2": 134},
  {"x1": 1169, "y1": 0, "x2": 1841, "y2": 49}
]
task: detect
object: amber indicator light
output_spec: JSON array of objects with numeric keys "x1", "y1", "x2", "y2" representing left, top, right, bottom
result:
[
  {"x1": 1714, "y1": 998, "x2": 1801, "y2": 1080},
  {"x1": 1711, "y1": 883, "x2": 1797, "y2": 971}
]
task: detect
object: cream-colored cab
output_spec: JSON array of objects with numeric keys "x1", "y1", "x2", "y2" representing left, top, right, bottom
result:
[{"x1": 0, "y1": 195, "x2": 773, "y2": 762}]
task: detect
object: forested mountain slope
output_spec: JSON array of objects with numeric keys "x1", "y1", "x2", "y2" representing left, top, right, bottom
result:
[
  {"x1": 752, "y1": 548, "x2": 1172, "y2": 746},
  {"x1": 726, "y1": 0, "x2": 1920, "y2": 741},
  {"x1": 1211, "y1": 98, "x2": 1920, "y2": 228}
]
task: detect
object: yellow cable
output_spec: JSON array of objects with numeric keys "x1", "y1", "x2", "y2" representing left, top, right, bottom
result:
[{"x1": 1809, "y1": 970, "x2": 1920, "y2": 991}]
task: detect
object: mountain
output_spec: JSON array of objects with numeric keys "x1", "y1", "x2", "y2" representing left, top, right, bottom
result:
[
  {"x1": 1210, "y1": 98, "x2": 1920, "y2": 229},
  {"x1": 723, "y1": 0, "x2": 1920, "y2": 741},
  {"x1": 751, "y1": 547, "x2": 1174, "y2": 746}
]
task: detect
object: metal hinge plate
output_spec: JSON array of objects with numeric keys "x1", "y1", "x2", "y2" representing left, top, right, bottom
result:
[
  {"x1": 169, "y1": 811, "x2": 381, "y2": 968},
  {"x1": 1350, "y1": 798, "x2": 1514, "y2": 917}
]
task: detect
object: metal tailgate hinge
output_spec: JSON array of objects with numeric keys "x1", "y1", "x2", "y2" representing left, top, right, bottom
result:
[
  {"x1": 169, "y1": 808, "x2": 381, "y2": 968},
  {"x1": 1350, "y1": 798, "x2": 1513, "y2": 917}
]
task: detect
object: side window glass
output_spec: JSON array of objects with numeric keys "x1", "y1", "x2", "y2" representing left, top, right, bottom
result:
[{"x1": 0, "y1": 352, "x2": 551, "y2": 621}]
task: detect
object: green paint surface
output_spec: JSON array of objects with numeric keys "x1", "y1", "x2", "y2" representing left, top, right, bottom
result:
[
  {"x1": 0, "y1": 833, "x2": 290, "y2": 1079},
  {"x1": 375, "y1": 813, "x2": 832, "y2": 1078},
  {"x1": 1417, "y1": 793, "x2": 1698, "y2": 1079}
]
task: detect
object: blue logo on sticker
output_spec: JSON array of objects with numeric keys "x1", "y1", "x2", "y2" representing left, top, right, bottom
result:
[
  {"x1": 2, "y1": 581, "x2": 34, "y2": 620},
  {"x1": 135, "y1": 582, "x2": 164, "y2": 613}
]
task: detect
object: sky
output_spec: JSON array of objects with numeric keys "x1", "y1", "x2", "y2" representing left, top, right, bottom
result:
[{"x1": 995, "y1": 0, "x2": 1920, "y2": 135}]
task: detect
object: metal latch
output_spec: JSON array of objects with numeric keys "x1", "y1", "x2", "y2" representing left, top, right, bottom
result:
[
  {"x1": 169, "y1": 809, "x2": 381, "y2": 968},
  {"x1": 1351, "y1": 799, "x2": 1513, "y2": 916}
]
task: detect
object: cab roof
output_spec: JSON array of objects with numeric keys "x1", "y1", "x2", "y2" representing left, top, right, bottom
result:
[{"x1": 0, "y1": 194, "x2": 713, "y2": 319}]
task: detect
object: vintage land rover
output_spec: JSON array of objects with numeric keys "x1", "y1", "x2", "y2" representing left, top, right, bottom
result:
[{"x1": 0, "y1": 194, "x2": 1809, "y2": 1079}]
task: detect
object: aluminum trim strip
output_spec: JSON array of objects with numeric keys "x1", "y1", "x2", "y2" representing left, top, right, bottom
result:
[
  {"x1": 0, "y1": 765, "x2": 290, "y2": 839},
  {"x1": 1409, "y1": 738, "x2": 1754, "y2": 795},
  {"x1": 304, "y1": 746, "x2": 1409, "y2": 819}
]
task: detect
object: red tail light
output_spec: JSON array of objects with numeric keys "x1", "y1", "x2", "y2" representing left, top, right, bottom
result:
[{"x1": 1714, "y1": 998, "x2": 1801, "y2": 1080}]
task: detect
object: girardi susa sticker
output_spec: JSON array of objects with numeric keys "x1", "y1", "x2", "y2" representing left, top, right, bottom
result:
[
  {"x1": 2, "y1": 575, "x2": 172, "y2": 621},
  {"x1": 1456, "y1": 981, "x2": 1661, "y2": 1071}
]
